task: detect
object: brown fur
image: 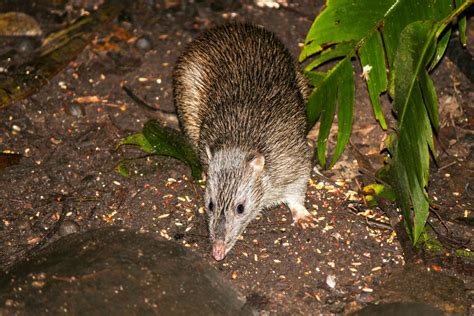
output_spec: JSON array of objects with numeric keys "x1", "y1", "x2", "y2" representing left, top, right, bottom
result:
[{"x1": 173, "y1": 23, "x2": 313, "y2": 260}]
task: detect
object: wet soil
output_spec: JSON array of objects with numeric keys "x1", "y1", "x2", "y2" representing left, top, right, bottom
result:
[{"x1": 0, "y1": 1, "x2": 472, "y2": 314}]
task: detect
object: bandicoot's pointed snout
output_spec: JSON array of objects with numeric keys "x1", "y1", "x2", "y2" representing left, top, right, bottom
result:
[{"x1": 212, "y1": 240, "x2": 226, "y2": 261}]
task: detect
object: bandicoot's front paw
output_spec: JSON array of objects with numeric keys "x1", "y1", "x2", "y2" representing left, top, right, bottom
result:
[{"x1": 290, "y1": 204, "x2": 317, "y2": 229}]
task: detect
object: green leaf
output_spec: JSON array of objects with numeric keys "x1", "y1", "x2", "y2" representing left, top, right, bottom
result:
[
  {"x1": 300, "y1": 0, "x2": 395, "y2": 62},
  {"x1": 306, "y1": 71, "x2": 334, "y2": 129},
  {"x1": 455, "y1": 249, "x2": 474, "y2": 258},
  {"x1": 392, "y1": 21, "x2": 437, "y2": 117},
  {"x1": 455, "y1": 0, "x2": 467, "y2": 46},
  {"x1": 358, "y1": 30, "x2": 388, "y2": 129},
  {"x1": 304, "y1": 41, "x2": 355, "y2": 72},
  {"x1": 382, "y1": 0, "x2": 453, "y2": 68},
  {"x1": 306, "y1": 88, "x2": 324, "y2": 130},
  {"x1": 299, "y1": 40, "x2": 323, "y2": 63},
  {"x1": 115, "y1": 160, "x2": 131, "y2": 177},
  {"x1": 363, "y1": 183, "x2": 396, "y2": 201},
  {"x1": 419, "y1": 70, "x2": 439, "y2": 133},
  {"x1": 312, "y1": 75, "x2": 337, "y2": 167},
  {"x1": 330, "y1": 59, "x2": 354, "y2": 167},
  {"x1": 429, "y1": 28, "x2": 451, "y2": 71},
  {"x1": 390, "y1": 20, "x2": 438, "y2": 243},
  {"x1": 304, "y1": 71, "x2": 326, "y2": 86},
  {"x1": 143, "y1": 120, "x2": 202, "y2": 180},
  {"x1": 117, "y1": 133, "x2": 155, "y2": 153}
]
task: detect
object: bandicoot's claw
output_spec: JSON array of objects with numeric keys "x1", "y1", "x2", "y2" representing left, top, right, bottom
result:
[{"x1": 295, "y1": 216, "x2": 317, "y2": 229}]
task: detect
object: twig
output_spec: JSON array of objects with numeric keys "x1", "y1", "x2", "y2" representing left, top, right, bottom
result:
[
  {"x1": 346, "y1": 204, "x2": 393, "y2": 231},
  {"x1": 429, "y1": 206, "x2": 450, "y2": 234},
  {"x1": 122, "y1": 85, "x2": 174, "y2": 114},
  {"x1": 438, "y1": 160, "x2": 457, "y2": 171}
]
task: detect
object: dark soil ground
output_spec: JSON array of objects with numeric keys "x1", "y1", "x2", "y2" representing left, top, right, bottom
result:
[{"x1": 0, "y1": 0, "x2": 472, "y2": 314}]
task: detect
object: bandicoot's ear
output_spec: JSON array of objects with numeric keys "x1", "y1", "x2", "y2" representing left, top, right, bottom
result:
[
  {"x1": 205, "y1": 146, "x2": 212, "y2": 161},
  {"x1": 249, "y1": 153, "x2": 265, "y2": 174}
]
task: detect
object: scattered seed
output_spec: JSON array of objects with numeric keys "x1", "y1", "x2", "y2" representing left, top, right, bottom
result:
[
  {"x1": 31, "y1": 281, "x2": 45, "y2": 288},
  {"x1": 362, "y1": 287, "x2": 373, "y2": 293},
  {"x1": 326, "y1": 274, "x2": 336, "y2": 288},
  {"x1": 159, "y1": 229, "x2": 170, "y2": 240},
  {"x1": 158, "y1": 213, "x2": 170, "y2": 219},
  {"x1": 231, "y1": 271, "x2": 238, "y2": 279},
  {"x1": 371, "y1": 266, "x2": 382, "y2": 272},
  {"x1": 27, "y1": 237, "x2": 41, "y2": 245}
]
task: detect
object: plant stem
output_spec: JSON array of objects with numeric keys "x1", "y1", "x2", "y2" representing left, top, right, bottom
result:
[{"x1": 436, "y1": 0, "x2": 473, "y2": 38}]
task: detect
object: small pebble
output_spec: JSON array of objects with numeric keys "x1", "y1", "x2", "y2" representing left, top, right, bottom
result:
[
  {"x1": 16, "y1": 37, "x2": 37, "y2": 54},
  {"x1": 64, "y1": 103, "x2": 85, "y2": 117},
  {"x1": 59, "y1": 220, "x2": 80, "y2": 236},
  {"x1": 135, "y1": 36, "x2": 153, "y2": 51}
]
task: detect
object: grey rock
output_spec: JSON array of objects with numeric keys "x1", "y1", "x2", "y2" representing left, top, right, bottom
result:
[
  {"x1": 0, "y1": 227, "x2": 253, "y2": 315},
  {"x1": 351, "y1": 302, "x2": 444, "y2": 316}
]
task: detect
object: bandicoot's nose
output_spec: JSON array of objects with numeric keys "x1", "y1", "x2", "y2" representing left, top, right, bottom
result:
[{"x1": 212, "y1": 240, "x2": 226, "y2": 261}]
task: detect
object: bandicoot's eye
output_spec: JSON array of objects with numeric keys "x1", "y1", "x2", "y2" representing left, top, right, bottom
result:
[
  {"x1": 208, "y1": 201, "x2": 214, "y2": 212},
  {"x1": 236, "y1": 204, "x2": 245, "y2": 214}
]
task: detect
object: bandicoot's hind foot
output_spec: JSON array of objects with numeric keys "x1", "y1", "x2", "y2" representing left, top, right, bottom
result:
[{"x1": 289, "y1": 203, "x2": 317, "y2": 229}]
